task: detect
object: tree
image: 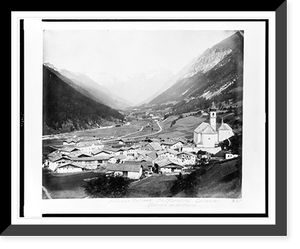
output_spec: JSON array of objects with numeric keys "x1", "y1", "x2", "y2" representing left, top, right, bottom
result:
[{"x1": 84, "y1": 174, "x2": 132, "y2": 198}]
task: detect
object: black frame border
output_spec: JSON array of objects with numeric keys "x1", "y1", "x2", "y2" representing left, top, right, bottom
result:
[{"x1": 6, "y1": 2, "x2": 286, "y2": 235}]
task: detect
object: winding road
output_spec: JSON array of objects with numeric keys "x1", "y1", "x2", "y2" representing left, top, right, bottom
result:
[{"x1": 120, "y1": 121, "x2": 163, "y2": 140}]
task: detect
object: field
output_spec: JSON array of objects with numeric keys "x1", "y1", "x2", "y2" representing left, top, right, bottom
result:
[
  {"x1": 157, "y1": 115, "x2": 208, "y2": 140},
  {"x1": 43, "y1": 119, "x2": 149, "y2": 148},
  {"x1": 128, "y1": 174, "x2": 177, "y2": 197},
  {"x1": 176, "y1": 158, "x2": 242, "y2": 198},
  {"x1": 43, "y1": 171, "x2": 101, "y2": 199}
]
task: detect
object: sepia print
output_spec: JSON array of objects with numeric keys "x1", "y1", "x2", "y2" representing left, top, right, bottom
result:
[{"x1": 42, "y1": 29, "x2": 244, "y2": 199}]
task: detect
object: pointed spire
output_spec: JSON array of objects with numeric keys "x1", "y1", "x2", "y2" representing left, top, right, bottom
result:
[
  {"x1": 221, "y1": 117, "x2": 224, "y2": 124},
  {"x1": 210, "y1": 101, "x2": 217, "y2": 111}
]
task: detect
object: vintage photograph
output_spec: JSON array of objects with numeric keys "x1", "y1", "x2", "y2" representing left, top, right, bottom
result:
[{"x1": 42, "y1": 29, "x2": 244, "y2": 199}]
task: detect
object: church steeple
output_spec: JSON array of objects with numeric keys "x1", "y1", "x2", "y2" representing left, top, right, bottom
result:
[
  {"x1": 210, "y1": 101, "x2": 217, "y2": 111},
  {"x1": 210, "y1": 102, "x2": 217, "y2": 131}
]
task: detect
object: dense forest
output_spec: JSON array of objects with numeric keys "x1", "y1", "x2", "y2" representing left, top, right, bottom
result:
[{"x1": 43, "y1": 65, "x2": 124, "y2": 134}]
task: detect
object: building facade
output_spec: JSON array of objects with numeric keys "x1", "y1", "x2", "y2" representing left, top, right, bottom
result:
[{"x1": 194, "y1": 102, "x2": 234, "y2": 148}]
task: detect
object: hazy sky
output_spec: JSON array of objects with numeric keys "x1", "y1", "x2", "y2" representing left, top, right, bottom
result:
[{"x1": 43, "y1": 30, "x2": 236, "y2": 80}]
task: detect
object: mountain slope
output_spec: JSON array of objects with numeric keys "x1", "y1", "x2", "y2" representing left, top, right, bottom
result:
[
  {"x1": 140, "y1": 56, "x2": 199, "y2": 105},
  {"x1": 43, "y1": 65, "x2": 124, "y2": 135},
  {"x1": 148, "y1": 31, "x2": 244, "y2": 112},
  {"x1": 59, "y1": 68, "x2": 133, "y2": 110}
]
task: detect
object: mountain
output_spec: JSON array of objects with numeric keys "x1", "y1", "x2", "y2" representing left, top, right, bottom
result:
[
  {"x1": 58, "y1": 68, "x2": 133, "y2": 110},
  {"x1": 147, "y1": 31, "x2": 244, "y2": 113},
  {"x1": 43, "y1": 65, "x2": 124, "y2": 135},
  {"x1": 96, "y1": 69, "x2": 173, "y2": 106},
  {"x1": 141, "y1": 56, "x2": 199, "y2": 105}
]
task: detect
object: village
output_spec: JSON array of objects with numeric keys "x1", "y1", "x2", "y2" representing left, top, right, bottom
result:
[{"x1": 43, "y1": 102, "x2": 240, "y2": 180}]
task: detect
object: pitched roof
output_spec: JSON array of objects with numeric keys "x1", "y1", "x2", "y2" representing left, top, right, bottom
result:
[
  {"x1": 194, "y1": 122, "x2": 217, "y2": 134},
  {"x1": 157, "y1": 148, "x2": 180, "y2": 156},
  {"x1": 56, "y1": 162, "x2": 83, "y2": 169},
  {"x1": 194, "y1": 122, "x2": 210, "y2": 133},
  {"x1": 92, "y1": 149, "x2": 112, "y2": 156},
  {"x1": 61, "y1": 146, "x2": 80, "y2": 152},
  {"x1": 48, "y1": 153, "x2": 70, "y2": 162},
  {"x1": 136, "y1": 155, "x2": 153, "y2": 162},
  {"x1": 127, "y1": 145, "x2": 140, "y2": 150},
  {"x1": 161, "y1": 140, "x2": 181, "y2": 146},
  {"x1": 62, "y1": 139, "x2": 77, "y2": 143},
  {"x1": 71, "y1": 156, "x2": 99, "y2": 161},
  {"x1": 68, "y1": 151, "x2": 91, "y2": 157},
  {"x1": 154, "y1": 157, "x2": 183, "y2": 167},
  {"x1": 106, "y1": 163, "x2": 142, "y2": 173},
  {"x1": 156, "y1": 149, "x2": 167, "y2": 156},
  {"x1": 148, "y1": 142, "x2": 162, "y2": 151},
  {"x1": 146, "y1": 151, "x2": 157, "y2": 160},
  {"x1": 177, "y1": 151, "x2": 197, "y2": 157},
  {"x1": 218, "y1": 122, "x2": 233, "y2": 131},
  {"x1": 201, "y1": 125, "x2": 217, "y2": 134}
]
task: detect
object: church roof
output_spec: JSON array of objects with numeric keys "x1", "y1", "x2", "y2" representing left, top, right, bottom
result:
[
  {"x1": 194, "y1": 122, "x2": 210, "y2": 133},
  {"x1": 218, "y1": 122, "x2": 232, "y2": 131},
  {"x1": 194, "y1": 122, "x2": 217, "y2": 134},
  {"x1": 202, "y1": 126, "x2": 217, "y2": 134}
]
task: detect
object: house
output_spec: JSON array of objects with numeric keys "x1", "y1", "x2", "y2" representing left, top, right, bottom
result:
[
  {"x1": 55, "y1": 162, "x2": 83, "y2": 173},
  {"x1": 213, "y1": 150, "x2": 238, "y2": 160},
  {"x1": 177, "y1": 151, "x2": 197, "y2": 165},
  {"x1": 121, "y1": 138, "x2": 136, "y2": 146},
  {"x1": 126, "y1": 145, "x2": 140, "y2": 159},
  {"x1": 157, "y1": 148, "x2": 179, "y2": 160},
  {"x1": 94, "y1": 155, "x2": 113, "y2": 165},
  {"x1": 153, "y1": 158, "x2": 184, "y2": 175},
  {"x1": 62, "y1": 139, "x2": 77, "y2": 146},
  {"x1": 59, "y1": 146, "x2": 81, "y2": 156},
  {"x1": 105, "y1": 163, "x2": 143, "y2": 179},
  {"x1": 76, "y1": 141, "x2": 104, "y2": 154},
  {"x1": 108, "y1": 154, "x2": 127, "y2": 164},
  {"x1": 92, "y1": 149, "x2": 113, "y2": 157},
  {"x1": 161, "y1": 141, "x2": 183, "y2": 151},
  {"x1": 45, "y1": 154, "x2": 71, "y2": 171},
  {"x1": 113, "y1": 148, "x2": 128, "y2": 157},
  {"x1": 70, "y1": 156, "x2": 99, "y2": 170},
  {"x1": 194, "y1": 102, "x2": 234, "y2": 148},
  {"x1": 68, "y1": 150, "x2": 91, "y2": 158}
]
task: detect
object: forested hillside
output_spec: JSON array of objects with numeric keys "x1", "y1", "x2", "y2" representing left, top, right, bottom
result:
[{"x1": 43, "y1": 65, "x2": 124, "y2": 134}]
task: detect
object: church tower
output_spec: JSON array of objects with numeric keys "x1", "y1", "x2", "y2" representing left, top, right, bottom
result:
[{"x1": 210, "y1": 101, "x2": 217, "y2": 131}]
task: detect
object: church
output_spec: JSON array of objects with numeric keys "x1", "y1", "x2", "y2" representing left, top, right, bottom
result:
[{"x1": 193, "y1": 102, "x2": 234, "y2": 148}]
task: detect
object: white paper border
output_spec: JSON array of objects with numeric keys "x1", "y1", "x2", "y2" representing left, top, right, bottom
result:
[{"x1": 11, "y1": 11, "x2": 276, "y2": 225}]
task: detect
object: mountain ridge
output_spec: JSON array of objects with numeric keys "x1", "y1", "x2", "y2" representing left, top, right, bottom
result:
[
  {"x1": 146, "y1": 31, "x2": 244, "y2": 112},
  {"x1": 43, "y1": 65, "x2": 124, "y2": 135}
]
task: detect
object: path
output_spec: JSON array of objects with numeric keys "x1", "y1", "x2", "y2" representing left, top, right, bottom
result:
[{"x1": 123, "y1": 121, "x2": 162, "y2": 139}]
